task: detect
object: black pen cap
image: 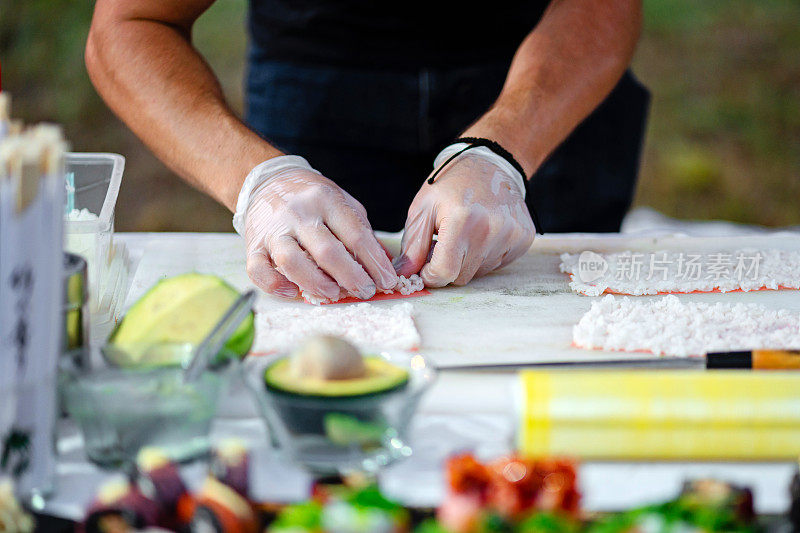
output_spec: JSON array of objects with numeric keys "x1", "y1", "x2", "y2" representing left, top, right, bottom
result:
[{"x1": 706, "y1": 351, "x2": 753, "y2": 369}]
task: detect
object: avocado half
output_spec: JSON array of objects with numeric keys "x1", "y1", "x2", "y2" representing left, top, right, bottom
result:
[
  {"x1": 108, "y1": 273, "x2": 255, "y2": 367},
  {"x1": 264, "y1": 356, "x2": 409, "y2": 398}
]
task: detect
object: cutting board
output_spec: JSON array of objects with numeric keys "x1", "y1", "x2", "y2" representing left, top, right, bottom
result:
[{"x1": 122, "y1": 232, "x2": 800, "y2": 368}]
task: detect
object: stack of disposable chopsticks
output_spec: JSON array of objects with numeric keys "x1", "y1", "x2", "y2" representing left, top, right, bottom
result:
[{"x1": 0, "y1": 92, "x2": 68, "y2": 497}]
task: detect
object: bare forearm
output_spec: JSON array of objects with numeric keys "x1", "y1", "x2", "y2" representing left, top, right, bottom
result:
[
  {"x1": 86, "y1": 11, "x2": 280, "y2": 211},
  {"x1": 464, "y1": 0, "x2": 642, "y2": 177}
]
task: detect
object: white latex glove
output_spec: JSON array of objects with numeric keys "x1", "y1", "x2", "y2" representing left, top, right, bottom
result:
[
  {"x1": 234, "y1": 156, "x2": 398, "y2": 301},
  {"x1": 394, "y1": 145, "x2": 535, "y2": 287}
]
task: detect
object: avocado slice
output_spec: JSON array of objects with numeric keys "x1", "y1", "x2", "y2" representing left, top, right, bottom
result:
[
  {"x1": 323, "y1": 413, "x2": 387, "y2": 448},
  {"x1": 264, "y1": 356, "x2": 409, "y2": 398},
  {"x1": 108, "y1": 273, "x2": 255, "y2": 367}
]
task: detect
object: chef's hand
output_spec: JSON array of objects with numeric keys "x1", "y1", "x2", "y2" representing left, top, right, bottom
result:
[
  {"x1": 394, "y1": 146, "x2": 535, "y2": 287},
  {"x1": 233, "y1": 156, "x2": 398, "y2": 301}
]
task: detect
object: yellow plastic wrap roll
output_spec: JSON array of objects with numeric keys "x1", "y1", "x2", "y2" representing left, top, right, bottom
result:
[{"x1": 518, "y1": 371, "x2": 800, "y2": 460}]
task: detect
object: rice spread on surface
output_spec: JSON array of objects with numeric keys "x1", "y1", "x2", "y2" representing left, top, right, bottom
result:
[
  {"x1": 560, "y1": 249, "x2": 800, "y2": 296},
  {"x1": 573, "y1": 294, "x2": 800, "y2": 357},
  {"x1": 302, "y1": 274, "x2": 424, "y2": 305},
  {"x1": 253, "y1": 302, "x2": 420, "y2": 354}
]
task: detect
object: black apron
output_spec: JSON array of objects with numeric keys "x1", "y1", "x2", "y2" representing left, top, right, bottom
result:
[{"x1": 245, "y1": 1, "x2": 650, "y2": 232}]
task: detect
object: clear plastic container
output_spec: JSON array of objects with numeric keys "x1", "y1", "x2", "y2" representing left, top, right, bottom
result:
[{"x1": 63, "y1": 153, "x2": 124, "y2": 307}]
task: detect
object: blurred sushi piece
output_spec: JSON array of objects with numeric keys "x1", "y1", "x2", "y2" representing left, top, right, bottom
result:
[
  {"x1": 81, "y1": 478, "x2": 160, "y2": 533},
  {"x1": 189, "y1": 476, "x2": 259, "y2": 533},
  {"x1": 268, "y1": 485, "x2": 409, "y2": 533},
  {"x1": 321, "y1": 499, "x2": 405, "y2": 533},
  {"x1": 310, "y1": 473, "x2": 374, "y2": 504},
  {"x1": 437, "y1": 453, "x2": 580, "y2": 533},
  {"x1": 310, "y1": 475, "x2": 346, "y2": 504},
  {"x1": 678, "y1": 479, "x2": 755, "y2": 525},
  {"x1": 586, "y1": 478, "x2": 757, "y2": 533},
  {"x1": 136, "y1": 447, "x2": 192, "y2": 530},
  {"x1": 210, "y1": 439, "x2": 250, "y2": 499}
]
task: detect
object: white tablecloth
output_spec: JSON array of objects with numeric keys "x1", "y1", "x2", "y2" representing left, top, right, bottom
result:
[{"x1": 43, "y1": 215, "x2": 800, "y2": 519}]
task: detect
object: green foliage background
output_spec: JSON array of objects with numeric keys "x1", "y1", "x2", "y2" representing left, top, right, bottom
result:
[{"x1": 1, "y1": 0, "x2": 798, "y2": 230}]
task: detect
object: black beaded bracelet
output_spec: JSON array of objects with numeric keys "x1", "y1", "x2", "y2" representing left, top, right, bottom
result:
[{"x1": 427, "y1": 137, "x2": 543, "y2": 234}]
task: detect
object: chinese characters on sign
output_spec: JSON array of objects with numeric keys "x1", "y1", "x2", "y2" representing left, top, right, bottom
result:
[{"x1": 9, "y1": 265, "x2": 33, "y2": 374}]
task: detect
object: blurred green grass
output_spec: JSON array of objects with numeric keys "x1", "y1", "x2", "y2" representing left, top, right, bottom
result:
[
  {"x1": 0, "y1": 0, "x2": 797, "y2": 230},
  {"x1": 634, "y1": 0, "x2": 800, "y2": 225}
]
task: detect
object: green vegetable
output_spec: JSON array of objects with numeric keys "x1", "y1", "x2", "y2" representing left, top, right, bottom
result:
[
  {"x1": 414, "y1": 519, "x2": 450, "y2": 533},
  {"x1": 345, "y1": 485, "x2": 405, "y2": 513},
  {"x1": 517, "y1": 513, "x2": 581, "y2": 533},
  {"x1": 264, "y1": 356, "x2": 408, "y2": 398},
  {"x1": 323, "y1": 413, "x2": 387, "y2": 448},
  {"x1": 269, "y1": 501, "x2": 323, "y2": 532},
  {"x1": 269, "y1": 486, "x2": 408, "y2": 533},
  {"x1": 108, "y1": 273, "x2": 254, "y2": 367},
  {"x1": 479, "y1": 513, "x2": 514, "y2": 532},
  {"x1": 587, "y1": 498, "x2": 758, "y2": 533}
]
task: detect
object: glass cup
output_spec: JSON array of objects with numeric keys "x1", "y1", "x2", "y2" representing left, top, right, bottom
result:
[{"x1": 62, "y1": 344, "x2": 238, "y2": 468}]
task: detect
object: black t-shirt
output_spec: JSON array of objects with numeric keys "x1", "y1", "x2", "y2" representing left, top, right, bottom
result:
[{"x1": 248, "y1": 1, "x2": 551, "y2": 69}]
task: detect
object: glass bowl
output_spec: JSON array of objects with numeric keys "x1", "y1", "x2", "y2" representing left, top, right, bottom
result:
[
  {"x1": 63, "y1": 347, "x2": 238, "y2": 468},
  {"x1": 247, "y1": 351, "x2": 437, "y2": 475}
]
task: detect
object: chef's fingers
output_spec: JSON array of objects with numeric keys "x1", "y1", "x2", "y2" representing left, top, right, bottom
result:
[
  {"x1": 499, "y1": 230, "x2": 534, "y2": 269},
  {"x1": 378, "y1": 240, "x2": 394, "y2": 261},
  {"x1": 245, "y1": 248, "x2": 298, "y2": 299},
  {"x1": 326, "y1": 208, "x2": 398, "y2": 292},
  {"x1": 420, "y1": 215, "x2": 470, "y2": 288},
  {"x1": 500, "y1": 203, "x2": 536, "y2": 268},
  {"x1": 474, "y1": 223, "x2": 515, "y2": 279},
  {"x1": 453, "y1": 212, "x2": 492, "y2": 286},
  {"x1": 269, "y1": 235, "x2": 340, "y2": 302},
  {"x1": 296, "y1": 224, "x2": 376, "y2": 300},
  {"x1": 395, "y1": 205, "x2": 436, "y2": 277},
  {"x1": 340, "y1": 188, "x2": 370, "y2": 225},
  {"x1": 472, "y1": 221, "x2": 534, "y2": 279},
  {"x1": 474, "y1": 256, "x2": 504, "y2": 279}
]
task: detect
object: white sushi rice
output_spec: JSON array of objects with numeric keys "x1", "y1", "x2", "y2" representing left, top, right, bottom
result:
[
  {"x1": 66, "y1": 208, "x2": 99, "y2": 221},
  {"x1": 560, "y1": 249, "x2": 800, "y2": 296},
  {"x1": 382, "y1": 274, "x2": 424, "y2": 295},
  {"x1": 303, "y1": 274, "x2": 424, "y2": 304},
  {"x1": 573, "y1": 294, "x2": 800, "y2": 357},
  {"x1": 254, "y1": 302, "x2": 420, "y2": 354}
]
